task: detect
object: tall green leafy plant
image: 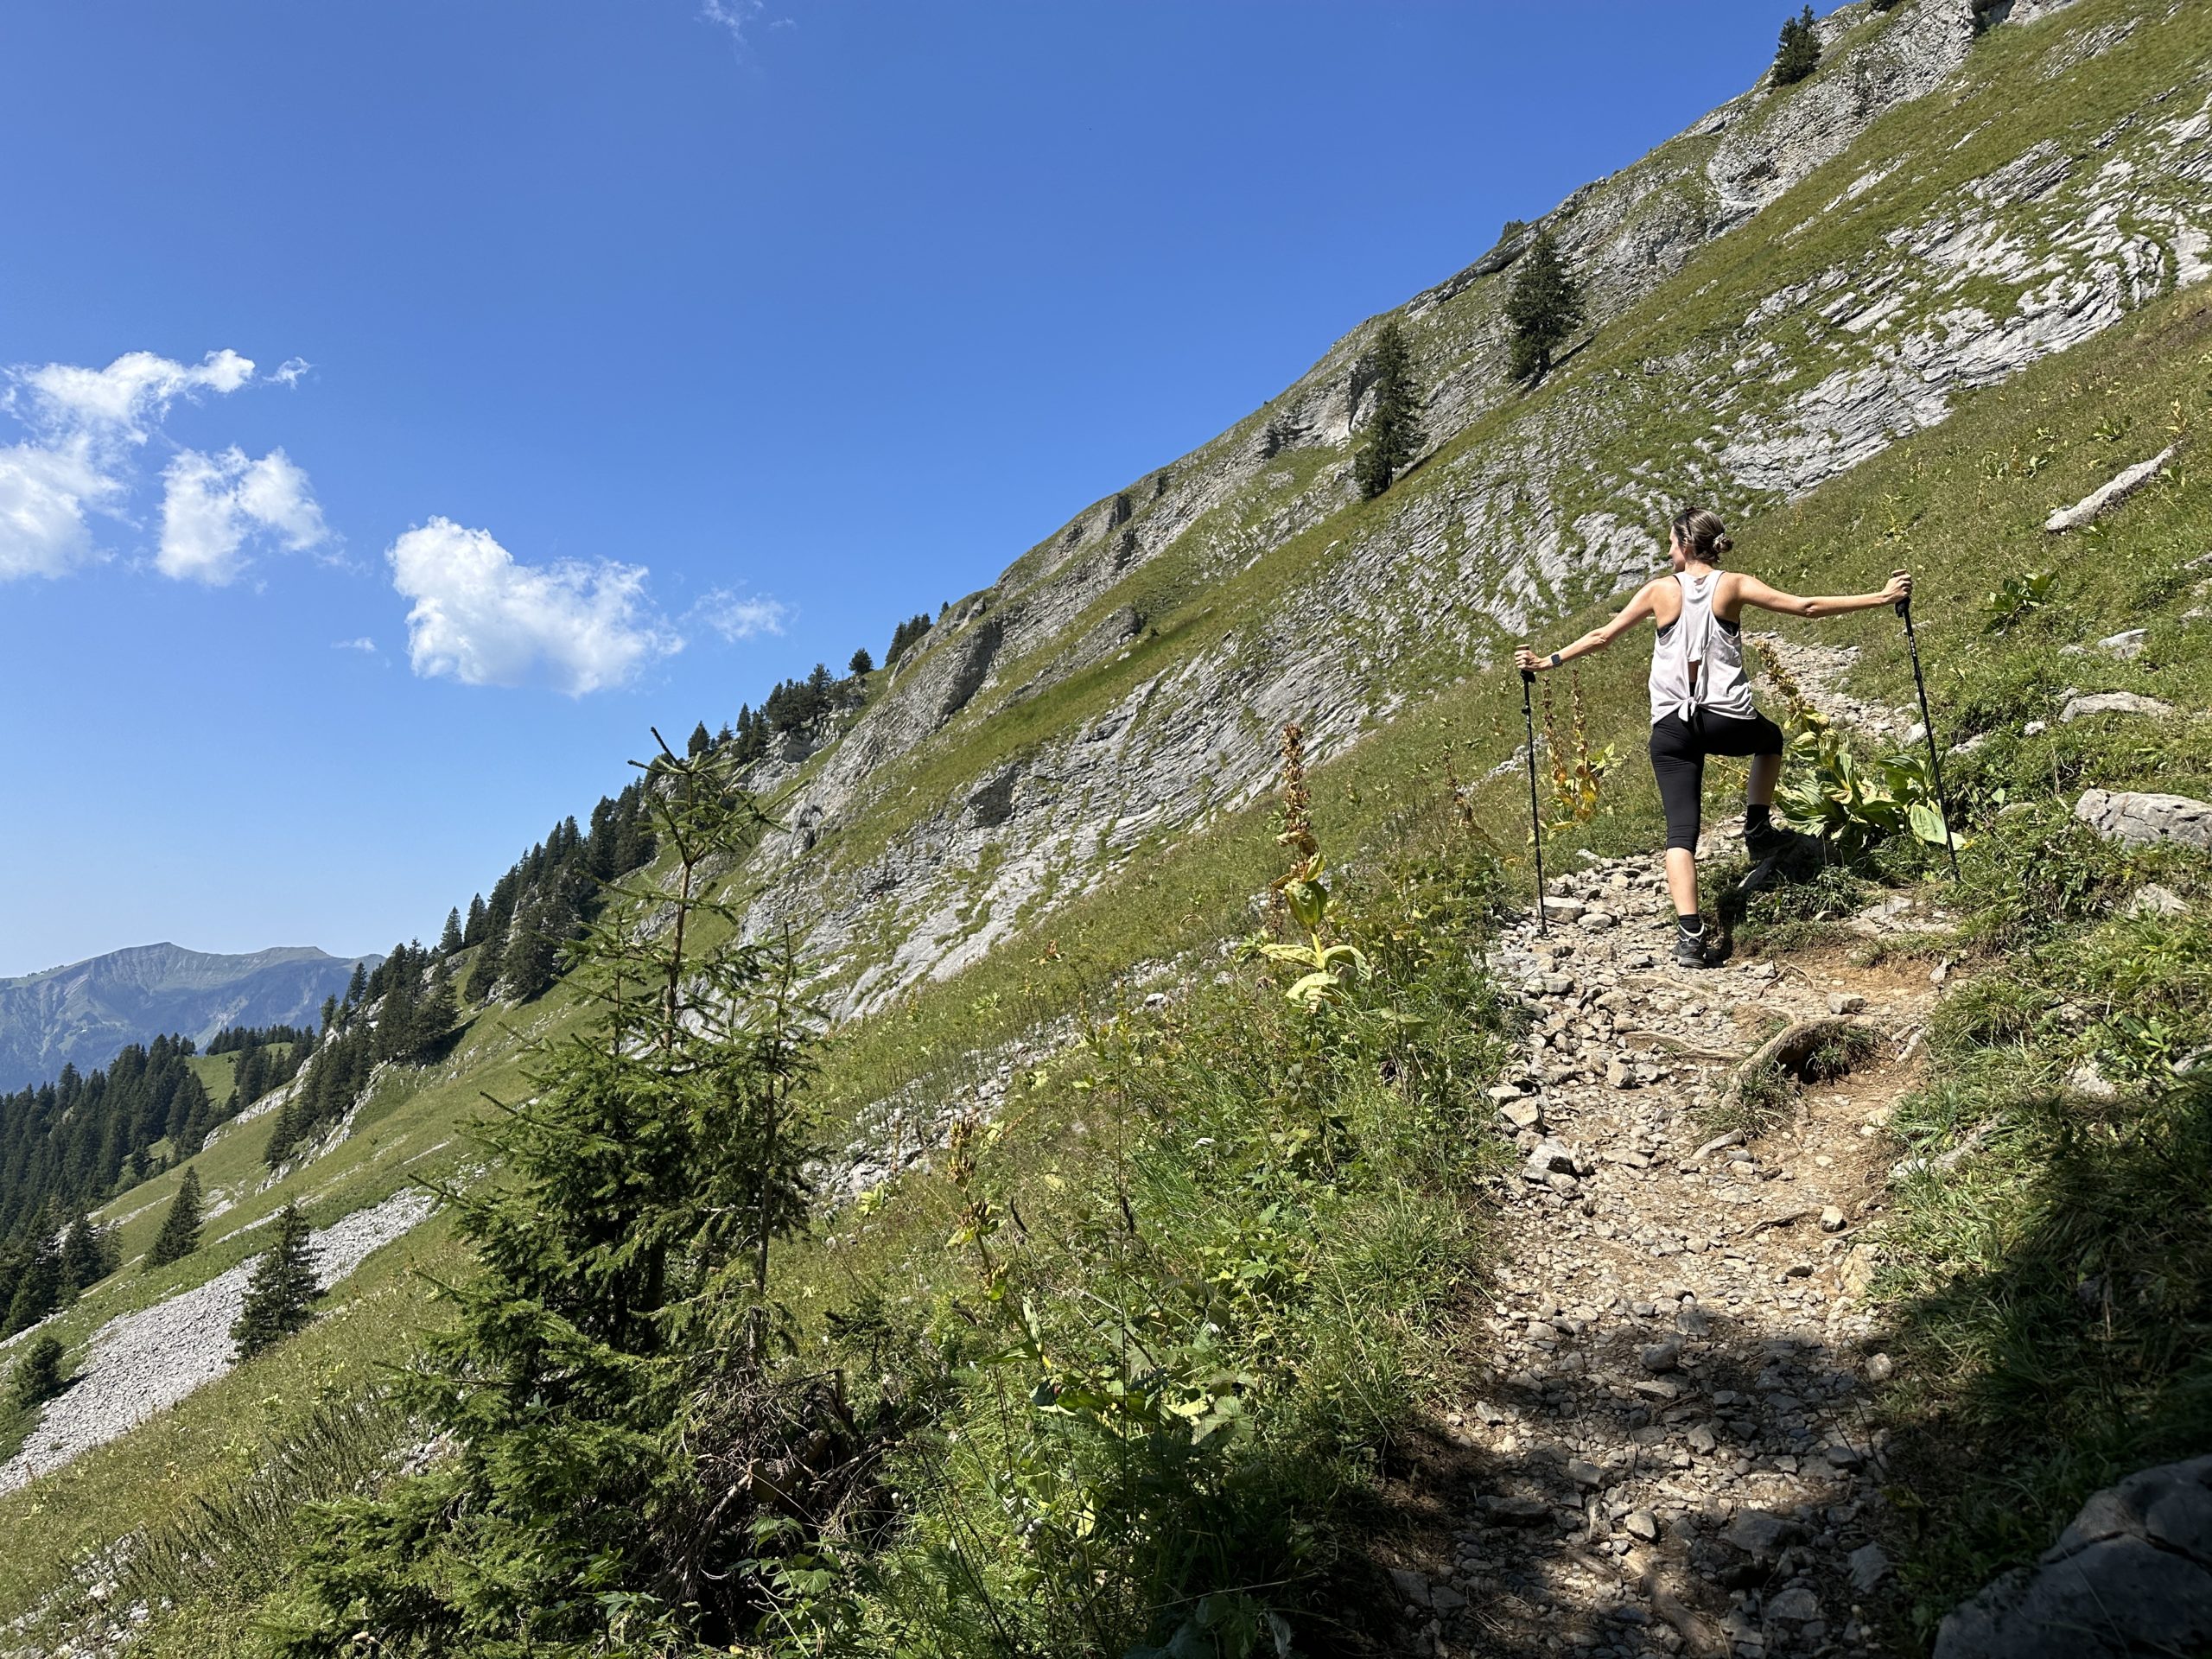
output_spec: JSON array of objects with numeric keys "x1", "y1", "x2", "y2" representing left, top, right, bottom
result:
[{"x1": 1757, "y1": 642, "x2": 1963, "y2": 856}]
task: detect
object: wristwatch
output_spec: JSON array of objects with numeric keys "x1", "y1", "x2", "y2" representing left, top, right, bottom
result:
[{"x1": 1548, "y1": 652, "x2": 1562, "y2": 669}]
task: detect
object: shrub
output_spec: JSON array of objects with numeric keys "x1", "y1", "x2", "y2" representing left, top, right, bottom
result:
[{"x1": 10, "y1": 1333, "x2": 65, "y2": 1411}]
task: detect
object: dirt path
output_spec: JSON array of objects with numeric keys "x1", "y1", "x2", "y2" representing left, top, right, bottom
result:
[{"x1": 1377, "y1": 844, "x2": 1937, "y2": 1659}]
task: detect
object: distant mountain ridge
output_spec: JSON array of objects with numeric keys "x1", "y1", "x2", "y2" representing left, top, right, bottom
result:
[{"x1": 0, "y1": 943, "x2": 379, "y2": 1092}]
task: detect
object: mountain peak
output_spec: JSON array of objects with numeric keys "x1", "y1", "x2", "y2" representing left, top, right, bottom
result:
[{"x1": 0, "y1": 943, "x2": 380, "y2": 1092}]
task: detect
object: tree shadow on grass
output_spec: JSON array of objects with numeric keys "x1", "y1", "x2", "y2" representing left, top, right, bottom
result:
[{"x1": 1874, "y1": 1071, "x2": 2212, "y2": 1641}]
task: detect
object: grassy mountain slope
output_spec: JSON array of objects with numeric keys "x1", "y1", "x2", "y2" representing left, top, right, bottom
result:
[{"x1": 3, "y1": 0, "x2": 2210, "y2": 1649}]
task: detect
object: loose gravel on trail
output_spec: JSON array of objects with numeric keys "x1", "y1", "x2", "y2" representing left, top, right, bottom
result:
[
  {"x1": 0, "y1": 1191, "x2": 436, "y2": 1496},
  {"x1": 1385, "y1": 841, "x2": 1937, "y2": 1659}
]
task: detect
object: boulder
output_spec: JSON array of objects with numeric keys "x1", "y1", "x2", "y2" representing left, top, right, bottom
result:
[
  {"x1": 2094, "y1": 628, "x2": 2148, "y2": 661},
  {"x1": 1934, "y1": 1455, "x2": 2212, "y2": 1659},
  {"x1": 2044, "y1": 446, "x2": 2177, "y2": 533},
  {"x1": 2059, "y1": 691, "x2": 2175, "y2": 723},
  {"x1": 2075, "y1": 789, "x2": 2212, "y2": 851}
]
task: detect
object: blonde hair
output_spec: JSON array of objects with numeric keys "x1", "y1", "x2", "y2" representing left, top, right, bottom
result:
[{"x1": 1671, "y1": 507, "x2": 1733, "y2": 563}]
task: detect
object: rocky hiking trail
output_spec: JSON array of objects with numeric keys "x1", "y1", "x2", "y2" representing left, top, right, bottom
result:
[{"x1": 1375, "y1": 841, "x2": 1941, "y2": 1659}]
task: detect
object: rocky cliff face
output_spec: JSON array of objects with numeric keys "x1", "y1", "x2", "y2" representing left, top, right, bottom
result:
[
  {"x1": 731, "y1": 0, "x2": 2210, "y2": 1012},
  {"x1": 0, "y1": 944, "x2": 378, "y2": 1092}
]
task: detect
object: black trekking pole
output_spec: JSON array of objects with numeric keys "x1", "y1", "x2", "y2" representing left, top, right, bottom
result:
[
  {"x1": 1896, "y1": 594, "x2": 1961, "y2": 880},
  {"x1": 1520, "y1": 667, "x2": 1548, "y2": 934}
]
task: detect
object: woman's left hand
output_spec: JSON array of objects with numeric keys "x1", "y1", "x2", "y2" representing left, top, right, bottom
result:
[{"x1": 1513, "y1": 646, "x2": 1543, "y2": 674}]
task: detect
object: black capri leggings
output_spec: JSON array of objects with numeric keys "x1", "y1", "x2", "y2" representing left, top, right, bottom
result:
[{"x1": 1649, "y1": 709, "x2": 1785, "y2": 852}]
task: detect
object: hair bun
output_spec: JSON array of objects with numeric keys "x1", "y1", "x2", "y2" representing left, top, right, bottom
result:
[{"x1": 1713, "y1": 534, "x2": 1733, "y2": 555}]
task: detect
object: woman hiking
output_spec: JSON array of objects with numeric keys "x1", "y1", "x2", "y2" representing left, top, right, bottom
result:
[{"x1": 1514, "y1": 508, "x2": 1910, "y2": 968}]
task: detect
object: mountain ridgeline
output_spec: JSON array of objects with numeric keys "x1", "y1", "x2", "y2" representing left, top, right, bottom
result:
[{"x1": 0, "y1": 945, "x2": 372, "y2": 1096}]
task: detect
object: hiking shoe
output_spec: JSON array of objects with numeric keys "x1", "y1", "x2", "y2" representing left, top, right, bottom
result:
[
  {"x1": 1672, "y1": 931, "x2": 1713, "y2": 969},
  {"x1": 1744, "y1": 820, "x2": 1789, "y2": 860}
]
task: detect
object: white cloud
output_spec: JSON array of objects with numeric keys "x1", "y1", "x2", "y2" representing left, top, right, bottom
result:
[
  {"x1": 0, "y1": 437, "x2": 115, "y2": 579},
  {"x1": 0, "y1": 346, "x2": 286, "y2": 582},
  {"x1": 694, "y1": 587, "x2": 791, "y2": 641},
  {"x1": 15, "y1": 349, "x2": 255, "y2": 442},
  {"x1": 387, "y1": 517, "x2": 680, "y2": 695},
  {"x1": 701, "y1": 0, "x2": 790, "y2": 48},
  {"x1": 157, "y1": 447, "x2": 331, "y2": 585},
  {"x1": 334, "y1": 636, "x2": 378, "y2": 652},
  {"x1": 268, "y1": 357, "x2": 311, "y2": 387}
]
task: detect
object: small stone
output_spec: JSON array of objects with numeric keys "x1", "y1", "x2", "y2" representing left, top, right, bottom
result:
[
  {"x1": 1429, "y1": 1586, "x2": 1467, "y2": 1613},
  {"x1": 1825, "y1": 1442, "x2": 1865, "y2": 1470},
  {"x1": 2061, "y1": 690, "x2": 2176, "y2": 723},
  {"x1": 1389, "y1": 1566, "x2": 1431, "y2": 1606},
  {"x1": 2126, "y1": 884, "x2": 2189, "y2": 918},
  {"x1": 1624, "y1": 1510, "x2": 1660, "y2": 1541},
  {"x1": 1579, "y1": 909, "x2": 1619, "y2": 932},
  {"x1": 1827, "y1": 992, "x2": 1866, "y2": 1015},
  {"x1": 1767, "y1": 1586, "x2": 1821, "y2": 1623},
  {"x1": 1820, "y1": 1207, "x2": 1847, "y2": 1233},
  {"x1": 1864, "y1": 1353, "x2": 1895, "y2": 1383},
  {"x1": 1607, "y1": 1058, "x2": 1635, "y2": 1090},
  {"x1": 1484, "y1": 1082, "x2": 1528, "y2": 1103},
  {"x1": 2094, "y1": 627, "x2": 2149, "y2": 660},
  {"x1": 2024, "y1": 719, "x2": 2049, "y2": 736},
  {"x1": 1567, "y1": 1458, "x2": 1605, "y2": 1488},
  {"x1": 1640, "y1": 1338, "x2": 1682, "y2": 1374},
  {"x1": 1546, "y1": 1171, "x2": 1580, "y2": 1197},
  {"x1": 1723, "y1": 1510, "x2": 1792, "y2": 1556},
  {"x1": 1482, "y1": 1495, "x2": 1551, "y2": 1524},
  {"x1": 1848, "y1": 1542, "x2": 1890, "y2": 1592},
  {"x1": 1542, "y1": 898, "x2": 1588, "y2": 922},
  {"x1": 2066, "y1": 1059, "x2": 2120, "y2": 1102},
  {"x1": 1687, "y1": 1424, "x2": 1718, "y2": 1454},
  {"x1": 1502, "y1": 1099, "x2": 1545, "y2": 1131}
]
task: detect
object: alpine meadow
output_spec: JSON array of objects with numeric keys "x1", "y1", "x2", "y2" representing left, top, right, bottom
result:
[{"x1": 4, "y1": 3, "x2": 2212, "y2": 1656}]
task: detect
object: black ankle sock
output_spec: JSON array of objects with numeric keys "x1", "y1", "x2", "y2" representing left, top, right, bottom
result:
[
  {"x1": 1745, "y1": 804, "x2": 1772, "y2": 833},
  {"x1": 1676, "y1": 912, "x2": 1704, "y2": 938}
]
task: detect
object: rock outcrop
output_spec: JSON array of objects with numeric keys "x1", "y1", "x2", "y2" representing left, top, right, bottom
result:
[
  {"x1": 2075, "y1": 787, "x2": 2212, "y2": 849},
  {"x1": 1933, "y1": 1455, "x2": 2212, "y2": 1659}
]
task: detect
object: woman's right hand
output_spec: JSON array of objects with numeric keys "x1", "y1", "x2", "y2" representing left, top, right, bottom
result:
[{"x1": 1879, "y1": 569, "x2": 1913, "y2": 607}]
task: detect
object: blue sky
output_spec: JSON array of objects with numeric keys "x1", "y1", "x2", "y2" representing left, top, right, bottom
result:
[{"x1": 0, "y1": 0, "x2": 1795, "y2": 976}]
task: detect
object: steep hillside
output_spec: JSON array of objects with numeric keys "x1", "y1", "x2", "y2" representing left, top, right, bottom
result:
[
  {"x1": 3, "y1": 2, "x2": 2210, "y2": 1654},
  {"x1": 0, "y1": 945, "x2": 375, "y2": 1093},
  {"x1": 732, "y1": 0, "x2": 2208, "y2": 1012}
]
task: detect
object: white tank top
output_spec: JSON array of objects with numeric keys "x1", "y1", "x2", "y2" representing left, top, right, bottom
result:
[{"x1": 1649, "y1": 571, "x2": 1757, "y2": 724}]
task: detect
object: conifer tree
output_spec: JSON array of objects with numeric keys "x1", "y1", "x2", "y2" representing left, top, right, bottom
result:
[
  {"x1": 687, "y1": 720, "x2": 712, "y2": 758},
  {"x1": 1504, "y1": 227, "x2": 1586, "y2": 384},
  {"x1": 284, "y1": 738, "x2": 827, "y2": 1652},
  {"x1": 848, "y1": 645, "x2": 874, "y2": 676},
  {"x1": 232, "y1": 1203, "x2": 320, "y2": 1358},
  {"x1": 414, "y1": 963, "x2": 458, "y2": 1052},
  {"x1": 3, "y1": 1236, "x2": 60, "y2": 1337},
  {"x1": 439, "y1": 907, "x2": 465, "y2": 956},
  {"x1": 1771, "y1": 5, "x2": 1819, "y2": 86},
  {"x1": 9, "y1": 1333, "x2": 63, "y2": 1411},
  {"x1": 1352, "y1": 317, "x2": 1427, "y2": 499},
  {"x1": 342, "y1": 960, "x2": 369, "y2": 1012},
  {"x1": 58, "y1": 1214, "x2": 114, "y2": 1293},
  {"x1": 463, "y1": 894, "x2": 488, "y2": 948},
  {"x1": 145, "y1": 1168, "x2": 203, "y2": 1269}
]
